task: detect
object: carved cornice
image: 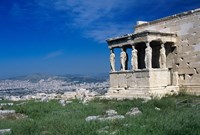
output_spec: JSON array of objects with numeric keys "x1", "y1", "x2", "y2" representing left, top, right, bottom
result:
[
  {"x1": 107, "y1": 30, "x2": 177, "y2": 49},
  {"x1": 135, "y1": 8, "x2": 200, "y2": 29}
]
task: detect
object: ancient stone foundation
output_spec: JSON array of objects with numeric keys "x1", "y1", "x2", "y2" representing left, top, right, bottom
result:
[{"x1": 105, "y1": 8, "x2": 200, "y2": 99}]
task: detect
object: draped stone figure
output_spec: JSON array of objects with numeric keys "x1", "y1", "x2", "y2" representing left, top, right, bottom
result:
[
  {"x1": 110, "y1": 49, "x2": 115, "y2": 72},
  {"x1": 131, "y1": 46, "x2": 138, "y2": 70},
  {"x1": 120, "y1": 48, "x2": 127, "y2": 71},
  {"x1": 159, "y1": 44, "x2": 167, "y2": 69},
  {"x1": 145, "y1": 42, "x2": 152, "y2": 69}
]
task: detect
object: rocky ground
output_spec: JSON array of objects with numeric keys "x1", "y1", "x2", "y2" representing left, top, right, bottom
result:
[{"x1": 1, "y1": 95, "x2": 199, "y2": 135}]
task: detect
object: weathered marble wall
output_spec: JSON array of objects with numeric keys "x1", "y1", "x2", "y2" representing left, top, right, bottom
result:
[
  {"x1": 110, "y1": 69, "x2": 170, "y2": 89},
  {"x1": 135, "y1": 10, "x2": 200, "y2": 94}
]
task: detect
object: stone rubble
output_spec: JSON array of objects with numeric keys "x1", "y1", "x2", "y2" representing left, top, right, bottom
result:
[
  {"x1": 0, "y1": 103, "x2": 14, "y2": 106},
  {"x1": 97, "y1": 126, "x2": 109, "y2": 134},
  {"x1": 0, "y1": 110, "x2": 16, "y2": 115},
  {"x1": 61, "y1": 92, "x2": 76, "y2": 100},
  {"x1": 125, "y1": 107, "x2": 142, "y2": 116},
  {"x1": 59, "y1": 100, "x2": 66, "y2": 106},
  {"x1": 98, "y1": 115, "x2": 125, "y2": 121},
  {"x1": 155, "y1": 107, "x2": 161, "y2": 111},
  {"x1": 66, "y1": 101, "x2": 73, "y2": 104},
  {"x1": 0, "y1": 110, "x2": 28, "y2": 120},
  {"x1": 86, "y1": 108, "x2": 143, "y2": 122},
  {"x1": 97, "y1": 126, "x2": 119, "y2": 135},
  {"x1": 16, "y1": 102, "x2": 27, "y2": 106},
  {"x1": 41, "y1": 97, "x2": 49, "y2": 102},
  {"x1": 59, "y1": 100, "x2": 72, "y2": 106},
  {"x1": 85, "y1": 109, "x2": 125, "y2": 122},
  {"x1": 0, "y1": 129, "x2": 11, "y2": 135},
  {"x1": 85, "y1": 116, "x2": 100, "y2": 122},
  {"x1": 123, "y1": 124, "x2": 131, "y2": 127},
  {"x1": 110, "y1": 130, "x2": 119, "y2": 135},
  {"x1": 76, "y1": 89, "x2": 100, "y2": 104},
  {"x1": 106, "y1": 109, "x2": 118, "y2": 116}
]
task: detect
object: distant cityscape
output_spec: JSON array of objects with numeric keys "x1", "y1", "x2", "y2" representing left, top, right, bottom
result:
[{"x1": 0, "y1": 74, "x2": 109, "y2": 100}]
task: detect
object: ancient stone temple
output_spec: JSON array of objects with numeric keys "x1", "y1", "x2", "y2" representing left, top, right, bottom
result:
[{"x1": 105, "y1": 8, "x2": 200, "y2": 99}]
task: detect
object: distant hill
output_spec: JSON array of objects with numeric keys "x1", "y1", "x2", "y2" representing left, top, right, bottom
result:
[{"x1": 5, "y1": 73, "x2": 109, "y2": 83}]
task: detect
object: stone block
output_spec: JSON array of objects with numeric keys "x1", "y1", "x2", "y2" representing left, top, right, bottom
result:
[
  {"x1": 126, "y1": 73, "x2": 136, "y2": 88},
  {"x1": 110, "y1": 74, "x2": 118, "y2": 88},
  {"x1": 0, "y1": 129, "x2": 11, "y2": 135},
  {"x1": 149, "y1": 69, "x2": 170, "y2": 87},
  {"x1": 178, "y1": 68, "x2": 195, "y2": 74},
  {"x1": 118, "y1": 73, "x2": 127, "y2": 88}
]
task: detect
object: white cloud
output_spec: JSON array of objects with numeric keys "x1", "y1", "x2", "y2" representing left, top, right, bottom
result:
[
  {"x1": 85, "y1": 23, "x2": 134, "y2": 43},
  {"x1": 9, "y1": 0, "x2": 164, "y2": 43},
  {"x1": 43, "y1": 50, "x2": 64, "y2": 60},
  {"x1": 51, "y1": 0, "x2": 138, "y2": 42},
  {"x1": 9, "y1": 0, "x2": 198, "y2": 43}
]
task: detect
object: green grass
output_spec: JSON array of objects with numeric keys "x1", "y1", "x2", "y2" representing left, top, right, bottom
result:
[{"x1": 0, "y1": 95, "x2": 200, "y2": 135}]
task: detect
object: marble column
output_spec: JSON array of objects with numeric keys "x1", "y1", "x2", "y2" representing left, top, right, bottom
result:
[
  {"x1": 145, "y1": 42, "x2": 152, "y2": 69},
  {"x1": 159, "y1": 43, "x2": 167, "y2": 69},
  {"x1": 110, "y1": 48, "x2": 115, "y2": 72},
  {"x1": 120, "y1": 48, "x2": 127, "y2": 71},
  {"x1": 131, "y1": 45, "x2": 138, "y2": 70}
]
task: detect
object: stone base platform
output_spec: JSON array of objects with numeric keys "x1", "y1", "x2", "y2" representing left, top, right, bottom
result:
[
  {"x1": 180, "y1": 85, "x2": 200, "y2": 96},
  {"x1": 104, "y1": 86, "x2": 179, "y2": 100},
  {"x1": 105, "y1": 69, "x2": 180, "y2": 99}
]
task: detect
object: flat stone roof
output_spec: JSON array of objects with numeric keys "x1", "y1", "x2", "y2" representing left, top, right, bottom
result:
[
  {"x1": 107, "y1": 30, "x2": 177, "y2": 48},
  {"x1": 135, "y1": 8, "x2": 200, "y2": 28},
  {"x1": 107, "y1": 30, "x2": 176, "y2": 42}
]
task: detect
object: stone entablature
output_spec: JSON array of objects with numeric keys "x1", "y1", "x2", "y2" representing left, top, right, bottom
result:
[{"x1": 107, "y1": 31, "x2": 177, "y2": 49}]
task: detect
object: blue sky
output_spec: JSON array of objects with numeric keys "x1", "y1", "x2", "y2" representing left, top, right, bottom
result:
[{"x1": 0, "y1": 0, "x2": 200, "y2": 78}]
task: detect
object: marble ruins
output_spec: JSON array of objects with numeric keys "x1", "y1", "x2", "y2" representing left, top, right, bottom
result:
[{"x1": 105, "y1": 8, "x2": 200, "y2": 99}]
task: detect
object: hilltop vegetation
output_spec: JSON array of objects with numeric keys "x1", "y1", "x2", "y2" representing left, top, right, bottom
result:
[{"x1": 0, "y1": 95, "x2": 200, "y2": 135}]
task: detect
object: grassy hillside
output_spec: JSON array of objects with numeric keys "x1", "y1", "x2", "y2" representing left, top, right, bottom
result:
[{"x1": 0, "y1": 95, "x2": 200, "y2": 135}]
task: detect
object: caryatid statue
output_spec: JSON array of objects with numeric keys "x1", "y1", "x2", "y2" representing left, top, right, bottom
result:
[
  {"x1": 145, "y1": 42, "x2": 152, "y2": 69},
  {"x1": 131, "y1": 46, "x2": 138, "y2": 70},
  {"x1": 159, "y1": 43, "x2": 167, "y2": 69},
  {"x1": 110, "y1": 49, "x2": 115, "y2": 72},
  {"x1": 120, "y1": 48, "x2": 127, "y2": 71}
]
